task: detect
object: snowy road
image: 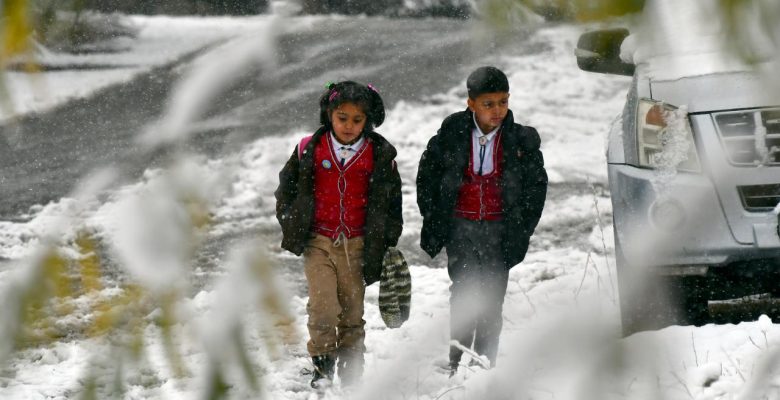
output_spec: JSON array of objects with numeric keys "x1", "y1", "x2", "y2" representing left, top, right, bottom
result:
[
  {"x1": 0, "y1": 15, "x2": 539, "y2": 297},
  {"x1": 2, "y1": 13, "x2": 780, "y2": 400},
  {"x1": 0, "y1": 17, "x2": 513, "y2": 219}
]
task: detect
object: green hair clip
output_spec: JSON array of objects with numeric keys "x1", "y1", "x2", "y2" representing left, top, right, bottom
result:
[{"x1": 325, "y1": 81, "x2": 335, "y2": 89}]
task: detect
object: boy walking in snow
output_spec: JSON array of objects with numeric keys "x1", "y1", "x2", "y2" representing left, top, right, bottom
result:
[{"x1": 416, "y1": 66, "x2": 547, "y2": 373}]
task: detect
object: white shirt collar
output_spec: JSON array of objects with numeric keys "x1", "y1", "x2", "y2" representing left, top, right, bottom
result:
[
  {"x1": 472, "y1": 113, "x2": 500, "y2": 141},
  {"x1": 330, "y1": 132, "x2": 365, "y2": 151}
]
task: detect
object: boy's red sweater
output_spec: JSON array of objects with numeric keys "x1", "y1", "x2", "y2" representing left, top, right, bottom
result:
[{"x1": 454, "y1": 134, "x2": 504, "y2": 221}]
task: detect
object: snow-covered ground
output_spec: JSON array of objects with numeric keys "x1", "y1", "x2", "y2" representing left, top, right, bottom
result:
[
  {"x1": 2, "y1": 12, "x2": 780, "y2": 400},
  {"x1": 0, "y1": 13, "x2": 321, "y2": 124}
]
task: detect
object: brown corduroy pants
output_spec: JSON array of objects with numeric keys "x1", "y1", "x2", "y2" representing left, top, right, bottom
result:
[{"x1": 304, "y1": 233, "x2": 366, "y2": 357}]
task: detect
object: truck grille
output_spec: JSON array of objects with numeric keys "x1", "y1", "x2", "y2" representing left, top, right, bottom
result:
[
  {"x1": 714, "y1": 108, "x2": 780, "y2": 166},
  {"x1": 738, "y1": 184, "x2": 780, "y2": 212}
]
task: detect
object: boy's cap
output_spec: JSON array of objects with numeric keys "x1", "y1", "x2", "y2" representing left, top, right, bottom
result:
[{"x1": 467, "y1": 66, "x2": 509, "y2": 98}]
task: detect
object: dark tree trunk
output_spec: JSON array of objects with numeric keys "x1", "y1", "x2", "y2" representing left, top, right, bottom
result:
[
  {"x1": 85, "y1": 0, "x2": 268, "y2": 15},
  {"x1": 302, "y1": 0, "x2": 404, "y2": 16}
]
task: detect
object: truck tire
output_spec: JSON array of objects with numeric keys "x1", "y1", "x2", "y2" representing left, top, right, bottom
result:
[{"x1": 616, "y1": 238, "x2": 709, "y2": 336}]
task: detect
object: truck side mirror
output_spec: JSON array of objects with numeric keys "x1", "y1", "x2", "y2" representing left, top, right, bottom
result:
[{"x1": 576, "y1": 28, "x2": 635, "y2": 76}]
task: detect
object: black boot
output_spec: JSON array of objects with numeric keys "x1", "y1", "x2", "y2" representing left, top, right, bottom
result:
[
  {"x1": 448, "y1": 348, "x2": 462, "y2": 378},
  {"x1": 310, "y1": 354, "x2": 335, "y2": 388},
  {"x1": 448, "y1": 359, "x2": 459, "y2": 377}
]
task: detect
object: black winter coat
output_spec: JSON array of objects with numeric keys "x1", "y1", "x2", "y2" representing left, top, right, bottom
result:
[
  {"x1": 416, "y1": 109, "x2": 547, "y2": 268},
  {"x1": 275, "y1": 126, "x2": 403, "y2": 285}
]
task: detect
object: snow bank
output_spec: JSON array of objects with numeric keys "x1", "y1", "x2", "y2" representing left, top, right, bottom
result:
[{"x1": 0, "y1": 15, "x2": 278, "y2": 123}]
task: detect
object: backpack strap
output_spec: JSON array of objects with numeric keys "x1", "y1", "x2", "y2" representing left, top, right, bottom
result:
[{"x1": 297, "y1": 134, "x2": 314, "y2": 160}]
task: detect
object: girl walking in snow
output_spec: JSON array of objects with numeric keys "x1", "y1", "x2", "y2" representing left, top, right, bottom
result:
[{"x1": 275, "y1": 81, "x2": 402, "y2": 388}]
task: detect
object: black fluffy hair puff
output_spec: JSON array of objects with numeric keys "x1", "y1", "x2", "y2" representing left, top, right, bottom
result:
[{"x1": 319, "y1": 81, "x2": 386, "y2": 132}]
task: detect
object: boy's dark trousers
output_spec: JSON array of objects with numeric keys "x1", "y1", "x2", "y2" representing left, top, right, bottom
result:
[{"x1": 446, "y1": 217, "x2": 509, "y2": 367}]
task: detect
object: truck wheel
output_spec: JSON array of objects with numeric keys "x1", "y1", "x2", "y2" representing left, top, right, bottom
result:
[
  {"x1": 677, "y1": 276, "x2": 709, "y2": 326},
  {"x1": 616, "y1": 240, "x2": 709, "y2": 336},
  {"x1": 767, "y1": 267, "x2": 780, "y2": 297}
]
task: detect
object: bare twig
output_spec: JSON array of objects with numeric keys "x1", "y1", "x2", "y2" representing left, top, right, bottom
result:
[
  {"x1": 589, "y1": 180, "x2": 616, "y2": 303},
  {"x1": 522, "y1": 290, "x2": 537, "y2": 316},
  {"x1": 721, "y1": 347, "x2": 747, "y2": 382},
  {"x1": 626, "y1": 377, "x2": 638, "y2": 393},
  {"x1": 692, "y1": 331, "x2": 699, "y2": 367},
  {"x1": 434, "y1": 385, "x2": 465, "y2": 400},
  {"x1": 449, "y1": 340, "x2": 490, "y2": 369},
  {"x1": 749, "y1": 336, "x2": 762, "y2": 350},
  {"x1": 574, "y1": 252, "x2": 592, "y2": 300},
  {"x1": 504, "y1": 315, "x2": 516, "y2": 326},
  {"x1": 671, "y1": 371, "x2": 695, "y2": 399}
]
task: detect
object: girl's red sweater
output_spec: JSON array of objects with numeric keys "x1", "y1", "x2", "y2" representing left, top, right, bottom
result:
[{"x1": 311, "y1": 134, "x2": 375, "y2": 239}]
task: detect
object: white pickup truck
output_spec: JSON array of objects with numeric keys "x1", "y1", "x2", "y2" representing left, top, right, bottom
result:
[{"x1": 575, "y1": 1, "x2": 780, "y2": 335}]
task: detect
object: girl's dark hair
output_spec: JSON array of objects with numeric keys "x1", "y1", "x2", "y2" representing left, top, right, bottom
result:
[{"x1": 319, "y1": 81, "x2": 385, "y2": 131}]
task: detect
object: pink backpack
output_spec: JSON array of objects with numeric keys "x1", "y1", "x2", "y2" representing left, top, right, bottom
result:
[{"x1": 297, "y1": 135, "x2": 313, "y2": 160}]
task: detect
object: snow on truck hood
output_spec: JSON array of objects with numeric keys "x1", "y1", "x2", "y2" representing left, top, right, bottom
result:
[{"x1": 648, "y1": 71, "x2": 780, "y2": 113}]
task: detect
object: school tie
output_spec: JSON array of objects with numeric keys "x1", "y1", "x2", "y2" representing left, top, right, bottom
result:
[
  {"x1": 338, "y1": 146, "x2": 354, "y2": 166},
  {"x1": 477, "y1": 135, "x2": 487, "y2": 175}
]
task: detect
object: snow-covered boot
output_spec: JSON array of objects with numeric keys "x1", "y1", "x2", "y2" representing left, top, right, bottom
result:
[
  {"x1": 446, "y1": 350, "x2": 462, "y2": 378},
  {"x1": 310, "y1": 354, "x2": 335, "y2": 388},
  {"x1": 468, "y1": 356, "x2": 491, "y2": 369},
  {"x1": 337, "y1": 351, "x2": 364, "y2": 387}
]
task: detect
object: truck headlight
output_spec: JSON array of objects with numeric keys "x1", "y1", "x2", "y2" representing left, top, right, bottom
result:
[{"x1": 637, "y1": 99, "x2": 701, "y2": 172}]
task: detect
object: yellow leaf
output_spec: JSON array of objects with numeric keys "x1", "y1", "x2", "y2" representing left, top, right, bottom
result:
[
  {"x1": 159, "y1": 291, "x2": 189, "y2": 378},
  {"x1": 1, "y1": 0, "x2": 33, "y2": 60},
  {"x1": 14, "y1": 249, "x2": 70, "y2": 347},
  {"x1": 183, "y1": 196, "x2": 212, "y2": 230},
  {"x1": 46, "y1": 250, "x2": 77, "y2": 317},
  {"x1": 88, "y1": 284, "x2": 144, "y2": 337},
  {"x1": 76, "y1": 233, "x2": 104, "y2": 294},
  {"x1": 574, "y1": 0, "x2": 645, "y2": 21}
]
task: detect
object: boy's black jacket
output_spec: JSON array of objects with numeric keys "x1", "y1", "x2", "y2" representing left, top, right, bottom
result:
[
  {"x1": 416, "y1": 109, "x2": 548, "y2": 268},
  {"x1": 275, "y1": 126, "x2": 403, "y2": 285}
]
